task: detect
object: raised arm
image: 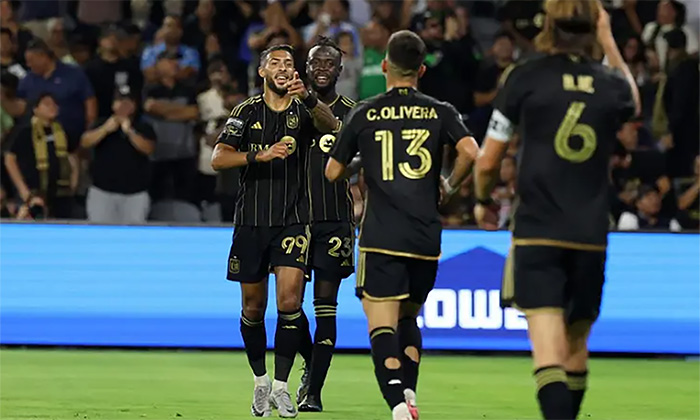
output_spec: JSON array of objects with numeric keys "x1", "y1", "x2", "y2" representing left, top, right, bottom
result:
[{"x1": 286, "y1": 71, "x2": 339, "y2": 133}]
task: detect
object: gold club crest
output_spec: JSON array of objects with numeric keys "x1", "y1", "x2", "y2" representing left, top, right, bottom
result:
[
  {"x1": 229, "y1": 257, "x2": 240, "y2": 274},
  {"x1": 286, "y1": 113, "x2": 299, "y2": 129},
  {"x1": 319, "y1": 134, "x2": 336, "y2": 153},
  {"x1": 281, "y1": 135, "x2": 297, "y2": 155}
]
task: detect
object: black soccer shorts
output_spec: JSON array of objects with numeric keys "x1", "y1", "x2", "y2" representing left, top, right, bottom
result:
[
  {"x1": 226, "y1": 224, "x2": 310, "y2": 283},
  {"x1": 309, "y1": 221, "x2": 355, "y2": 279},
  {"x1": 501, "y1": 244, "x2": 606, "y2": 324},
  {"x1": 356, "y1": 250, "x2": 438, "y2": 304}
]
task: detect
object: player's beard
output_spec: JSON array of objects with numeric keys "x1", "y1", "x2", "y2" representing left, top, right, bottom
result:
[
  {"x1": 266, "y1": 77, "x2": 288, "y2": 97},
  {"x1": 310, "y1": 78, "x2": 336, "y2": 98}
]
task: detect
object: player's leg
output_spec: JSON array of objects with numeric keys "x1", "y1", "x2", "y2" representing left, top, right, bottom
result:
[
  {"x1": 564, "y1": 249, "x2": 606, "y2": 418},
  {"x1": 298, "y1": 279, "x2": 314, "y2": 367},
  {"x1": 514, "y1": 245, "x2": 572, "y2": 420},
  {"x1": 358, "y1": 251, "x2": 412, "y2": 420}
]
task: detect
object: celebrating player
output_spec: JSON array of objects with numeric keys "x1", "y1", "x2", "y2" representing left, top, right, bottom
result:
[
  {"x1": 211, "y1": 44, "x2": 338, "y2": 418},
  {"x1": 473, "y1": 1, "x2": 640, "y2": 419},
  {"x1": 325, "y1": 31, "x2": 478, "y2": 420},
  {"x1": 295, "y1": 37, "x2": 357, "y2": 413}
]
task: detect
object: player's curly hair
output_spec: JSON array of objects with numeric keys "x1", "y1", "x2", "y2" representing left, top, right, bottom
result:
[
  {"x1": 312, "y1": 36, "x2": 344, "y2": 55},
  {"x1": 535, "y1": 0, "x2": 602, "y2": 59}
]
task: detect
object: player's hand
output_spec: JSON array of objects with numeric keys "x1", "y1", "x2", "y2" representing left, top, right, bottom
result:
[
  {"x1": 257, "y1": 141, "x2": 290, "y2": 162},
  {"x1": 474, "y1": 201, "x2": 500, "y2": 231},
  {"x1": 439, "y1": 176, "x2": 455, "y2": 206},
  {"x1": 103, "y1": 116, "x2": 120, "y2": 133},
  {"x1": 285, "y1": 72, "x2": 309, "y2": 100},
  {"x1": 120, "y1": 118, "x2": 132, "y2": 134},
  {"x1": 595, "y1": 2, "x2": 614, "y2": 45}
]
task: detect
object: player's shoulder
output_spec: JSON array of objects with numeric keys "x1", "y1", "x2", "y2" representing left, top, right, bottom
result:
[
  {"x1": 230, "y1": 94, "x2": 262, "y2": 117},
  {"x1": 337, "y1": 95, "x2": 357, "y2": 109},
  {"x1": 413, "y1": 91, "x2": 460, "y2": 115}
]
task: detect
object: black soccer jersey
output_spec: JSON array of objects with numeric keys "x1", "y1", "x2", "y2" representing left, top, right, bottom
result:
[
  {"x1": 332, "y1": 87, "x2": 472, "y2": 259},
  {"x1": 218, "y1": 95, "x2": 315, "y2": 227},
  {"x1": 488, "y1": 54, "x2": 636, "y2": 247},
  {"x1": 309, "y1": 95, "x2": 355, "y2": 223}
]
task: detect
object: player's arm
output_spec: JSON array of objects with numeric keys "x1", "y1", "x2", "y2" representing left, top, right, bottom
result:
[
  {"x1": 326, "y1": 105, "x2": 361, "y2": 182},
  {"x1": 286, "y1": 71, "x2": 340, "y2": 133},
  {"x1": 440, "y1": 104, "x2": 478, "y2": 198}
]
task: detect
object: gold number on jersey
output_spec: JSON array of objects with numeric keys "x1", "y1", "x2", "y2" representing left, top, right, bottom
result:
[
  {"x1": 554, "y1": 102, "x2": 597, "y2": 163},
  {"x1": 328, "y1": 236, "x2": 353, "y2": 258},
  {"x1": 375, "y1": 129, "x2": 432, "y2": 181},
  {"x1": 282, "y1": 235, "x2": 309, "y2": 255}
]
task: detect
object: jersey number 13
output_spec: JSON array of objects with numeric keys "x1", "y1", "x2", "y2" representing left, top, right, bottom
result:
[{"x1": 375, "y1": 129, "x2": 432, "y2": 181}]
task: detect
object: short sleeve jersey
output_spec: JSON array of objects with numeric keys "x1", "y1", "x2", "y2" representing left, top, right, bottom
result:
[
  {"x1": 308, "y1": 94, "x2": 356, "y2": 223},
  {"x1": 487, "y1": 53, "x2": 636, "y2": 246},
  {"x1": 332, "y1": 87, "x2": 471, "y2": 259},
  {"x1": 217, "y1": 95, "x2": 315, "y2": 227}
]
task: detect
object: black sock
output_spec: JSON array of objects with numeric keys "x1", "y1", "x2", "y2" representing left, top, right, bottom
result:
[
  {"x1": 274, "y1": 309, "x2": 303, "y2": 382},
  {"x1": 534, "y1": 365, "x2": 572, "y2": 420},
  {"x1": 567, "y1": 370, "x2": 588, "y2": 418},
  {"x1": 240, "y1": 313, "x2": 267, "y2": 377},
  {"x1": 298, "y1": 308, "x2": 313, "y2": 365},
  {"x1": 370, "y1": 327, "x2": 405, "y2": 410},
  {"x1": 397, "y1": 317, "x2": 422, "y2": 393},
  {"x1": 307, "y1": 298, "x2": 338, "y2": 396}
]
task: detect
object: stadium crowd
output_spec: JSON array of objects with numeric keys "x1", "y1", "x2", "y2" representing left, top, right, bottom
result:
[{"x1": 0, "y1": 0, "x2": 698, "y2": 231}]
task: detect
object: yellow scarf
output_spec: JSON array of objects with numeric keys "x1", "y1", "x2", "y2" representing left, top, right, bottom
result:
[{"x1": 31, "y1": 116, "x2": 71, "y2": 196}]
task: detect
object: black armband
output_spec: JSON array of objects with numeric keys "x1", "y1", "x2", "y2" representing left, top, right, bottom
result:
[
  {"x1": 246, "y1": 151, "x2": 258, "y2": 165},
  {"x1": 302, "y1": 93, "x2": 319, "y2": 109}
]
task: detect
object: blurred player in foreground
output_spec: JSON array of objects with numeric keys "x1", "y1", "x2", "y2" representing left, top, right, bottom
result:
[
  {"x1": 211, "y1": 44, "x2": 337, "y2": 418},
  {"x1": 474, "y1": 1, "x2": 640, "y2": 419},
  {"x1": 295, "y1": 37, "x2": 357, "y2": 413},
  {"x1": 326, "y1": 30, "x2": 478, "y2": 420}
]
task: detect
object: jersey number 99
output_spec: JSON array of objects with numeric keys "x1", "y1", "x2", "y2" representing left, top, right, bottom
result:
[
  {"x1": 375, "y1": 129, "x2": 432, "y2": 181},
  {"x1": 554, "y1": 102, "x2": 597, "y2": 163}
]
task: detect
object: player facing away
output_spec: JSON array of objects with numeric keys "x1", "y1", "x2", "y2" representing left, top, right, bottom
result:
[
  {"x1": 211, "y1": 44, "x2": 339, "y2": 418},
  {"x1": 474, "y1": 1, "x2": 640, "y2": 419},
  {"x1": 294, "y1": 37, "x2": 357, "y2": 413},
  {"x1": 326, "y1": 31, "x2": 479, "y2": 420}
]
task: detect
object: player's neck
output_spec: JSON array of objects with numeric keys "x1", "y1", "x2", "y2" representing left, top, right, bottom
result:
[
  {"x1": 314, "y1": 88, "x2": 338, "y2": 105},
  {"x1": 263, "y1": 87, "x2": 292, "y2": 112},
  {"x1": 386, "y1": 75, "x2": 418, "y2": 91}
]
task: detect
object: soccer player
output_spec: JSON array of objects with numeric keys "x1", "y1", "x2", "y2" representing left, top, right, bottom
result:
[
  {"x1": 473, "y1": 2, "x2": 640, "y2": 419},
  {"x1": 211, "y1": 44, "x2": 339, "y2": 418},
  {"x1": 295, "y1": 37, "x2": 357, "y2": 413},
  {"x1": 326, "y1": 30, "x2": 479, "y2": 420}
]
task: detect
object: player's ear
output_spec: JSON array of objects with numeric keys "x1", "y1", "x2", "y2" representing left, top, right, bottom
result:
[
  {"x1": 417, "y1": 64, "x2": 426, "y2": 79},
  {"x1": 257, "y1": 65, "x2": 265, "y2": 79},
  {"x1": 381, "y1": 59, "x2": 388, "y2": 74}
]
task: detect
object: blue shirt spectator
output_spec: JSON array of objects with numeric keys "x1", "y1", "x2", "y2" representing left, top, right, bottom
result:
[
  {"x1": 18, "y1": 40, "x2": 96, "y2": 141},
  {"x1": 141, "y1": 42, "x2": 200, "y2": 73},
  {"x1": 141, "y1": 15, "x2": 200, "y2": 84}
]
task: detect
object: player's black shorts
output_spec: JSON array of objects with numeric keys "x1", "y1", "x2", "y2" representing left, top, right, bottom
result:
[
  {"x1": 356, "y1": 250, "x2": 438, "y2": 304},
  {"x1": 501, "y1": 244, "x2": 606, "y2": 324},
  {"x1": 309, "y1": 221, "x2": 355, "y2": 279},
  {"x1": 227, "y1": 224, "x2": 310, "y2": 283}
]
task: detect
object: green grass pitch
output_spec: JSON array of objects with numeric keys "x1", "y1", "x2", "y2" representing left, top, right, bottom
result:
[{"x1": 0, "y1": 349, "x2": 698, "y2": 420}]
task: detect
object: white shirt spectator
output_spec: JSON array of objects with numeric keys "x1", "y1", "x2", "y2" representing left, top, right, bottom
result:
[
  {"x1": 196, "y1": 87, "x2": 227, "y2": 175},
  {"x1": 618, "y1": 211, "x2": 682, "y2": 231},
  {"x1": 642, "y1": 22, "x2": 698, "y2": 69}
]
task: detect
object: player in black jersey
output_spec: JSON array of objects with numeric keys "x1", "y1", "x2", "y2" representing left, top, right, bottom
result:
[
  {"x1": 326, "y1": 31, "x2": 478, "y2": 420},
  {"x1": 211, "y1": 44, "x2": 339, "y2": 418},
  {"x1": 474, "y1": 2, "x2": 640, "y2": 419},
  {"x1": 294, "y1": 37, "x2": 357, "y2": 413}
]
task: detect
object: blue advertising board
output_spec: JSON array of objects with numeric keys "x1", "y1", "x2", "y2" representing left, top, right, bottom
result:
[{"x1": 0, "y1": 223, "x2": 698, "y2": 354}]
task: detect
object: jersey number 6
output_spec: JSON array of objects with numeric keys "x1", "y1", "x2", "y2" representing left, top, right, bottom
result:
[
  {"x1": 554, "y1": 102, "x2": 597, "y2": 163},
  {"x1": 375, "y1": 129, "x2": 432, "y2": 181}
]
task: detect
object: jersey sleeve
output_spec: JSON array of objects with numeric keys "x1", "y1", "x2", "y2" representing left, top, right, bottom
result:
[
  {"x1": 217, "y1": 102, "x2": 253, "y2": 149},
  {"x1": 488, "y1": 64, "x2": 528, "y2": 142},
  {"x1": 441, "y1": 103, "x2": 471, "y2": 146},
  {"x1": 330, "y1": 103, "x2": 362, "y2": 165}
]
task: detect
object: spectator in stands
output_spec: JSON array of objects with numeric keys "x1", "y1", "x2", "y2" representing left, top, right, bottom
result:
[
  {"x1": 1, "y1": 0, "x2": 34, "y2": 65},
  {"x1": 183, "y1": 0, "x2": 235, "y2": 82},
  {"x1": 81, "y1": 86, "x2": 155, "y2": 224},
  {"x1": 77, "y1": 0, "x2": 124, "y2": 26},
  {"x1": 618, "y1": 185, "x2": 681, "y2": 231},
  {"x1": 141, "y1": 15, "x2": 200, "y2": 84},
  {"x1": 117, "y1": 23, "x2": 143, "y2": 61},
  {"x1": 358, "y1": 18, "x2": 388, "y2": 99},
  {"x1": 417, "y1": 9, "x2": 479, "y2": 115},
  {"x1": 620, "y1": 34, "x2": 649, "y2": 85},
  {"x1": 494, "y1": 155, "x2": 516, "y2": 228},
  {"x1": 1, "y1": 28, "x2": 26, "y2": 80},
  {"x1": 440, "y1": 175, "x2": 475, "y2": 227},
  {"x1": 4, "y1": 93, "x2": 78, "y2": 219},
  {"x1": 675, "y1": 155, "x2": 700, "y2": 230},
  {"x1": 499, "y1": 0, "x2": 545, "y2": 53},
  {"x1": 662, "y1": 29, "x2": 700, "y2": 178},
  {"x1": 85, "y1": 26, "x2": 144, "y2": 119},
  {"x1": 143, "y1": 50, "x2": 199, "y2": 203},
  {"x1": 0, "y1": 71, "x2": 18, "y2": 138},
  {"x1": 304, "y1": 0, "x2": 360, "y2": 55},
  {"x1": 46, "y1": 18, "x2": 77, "y2": 65},
  {"x1": 335, "y1": 31, "x2": 361, "y2": 99},
  {"x1": 623, "y1": 0, "x2": 661, "y2": 36},
  {"x1": 8, "y1": 40, "x2": 97, "y2": 142},
  {"x1": 195, "y1": 59, "x2": 232, "y2": 219},
  {"x1": 642, "y1": 0, "x2": 698, "y2": 70}
]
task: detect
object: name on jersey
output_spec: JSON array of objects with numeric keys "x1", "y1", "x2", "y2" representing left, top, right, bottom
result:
[{"x1": 366, "y1": 106, "x2": 438, "y2": 121}]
